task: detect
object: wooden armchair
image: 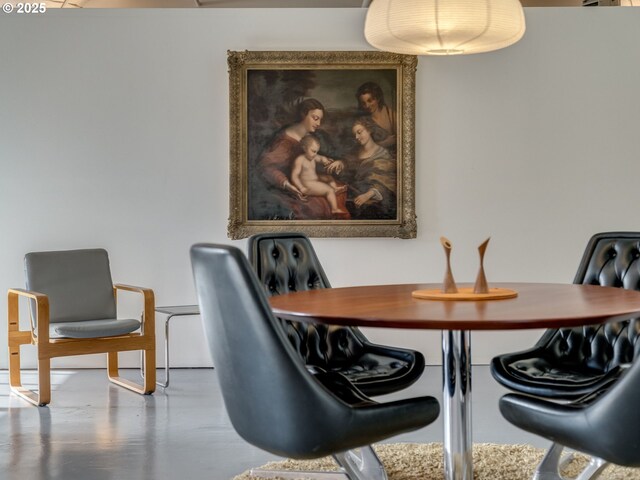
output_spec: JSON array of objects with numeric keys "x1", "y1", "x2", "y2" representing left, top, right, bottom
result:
[{"x1": 7, "y1": 248, "x2": 155, "y2": 406}]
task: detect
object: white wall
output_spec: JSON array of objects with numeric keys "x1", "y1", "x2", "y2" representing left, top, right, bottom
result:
[{"x1": 1, "y1": 8, "x2": 639, "y2": 368}]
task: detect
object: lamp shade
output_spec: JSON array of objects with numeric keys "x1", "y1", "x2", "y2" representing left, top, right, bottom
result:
[{"x1": 365, "y1": 0, "x2": 526, "y2": 55}]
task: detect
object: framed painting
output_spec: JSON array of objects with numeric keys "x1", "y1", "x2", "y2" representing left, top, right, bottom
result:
[{"x1": 227, "y1": 50, "x2": 417, "y2": 239}]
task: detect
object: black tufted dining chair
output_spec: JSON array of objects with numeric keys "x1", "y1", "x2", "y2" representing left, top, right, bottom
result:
[
  {"x1": 190, "y1": 243, "x2": 440, "y2": 480},
  {"x1": 491, "y1": 232, "x2": 640, "y2": 400},
  {"x1": 248, "y1": 232, "x2": 425, "y2": 397},
  {"x1": 499, "y1": 356, "x2": 640, "y2": 480}
]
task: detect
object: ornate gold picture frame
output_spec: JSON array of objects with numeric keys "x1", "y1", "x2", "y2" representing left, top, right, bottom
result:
[{"x1": 227, "y1": 50, "x2": 417, "y2": 239}]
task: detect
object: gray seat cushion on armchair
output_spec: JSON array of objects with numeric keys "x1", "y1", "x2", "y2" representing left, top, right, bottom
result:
[{"x1": 48, "y1": 318, "x2": 141, "y2": 339}]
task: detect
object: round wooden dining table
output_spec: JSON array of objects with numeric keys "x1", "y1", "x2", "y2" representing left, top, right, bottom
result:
[{"x1": 269, "y1": 282, "x2": 640, "y2": 480}]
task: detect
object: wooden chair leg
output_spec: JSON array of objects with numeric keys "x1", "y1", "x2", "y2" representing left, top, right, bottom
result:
[
  {"x1": 143, "y1": 347, "x2": 156, "y2": 393},
  {"x1": 8, "y1": 343, "x2": 22, "y2": 389},
  {"x1": 107, "y1": 349, "x2": 156, "y2": 395},
  {"x1": 8, "y1": 345, "x2": 51, "y2": 407},
  {"x1": 37, "y1": 358, "x2": 51, "y2": 406},
  {"x1": 107, "y1": 350, "x2": 119, "y2": 378}
]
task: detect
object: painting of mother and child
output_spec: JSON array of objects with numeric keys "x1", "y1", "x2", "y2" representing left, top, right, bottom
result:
[{"x1": 247, "y1": 69, "x2": 400, "y2": 222}]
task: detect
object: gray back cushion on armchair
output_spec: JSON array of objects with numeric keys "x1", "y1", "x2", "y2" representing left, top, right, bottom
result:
[
  {"x1": 491, "y1": 232, "x2": 640, "y2": 399},
  {"x1": 25, "y1": 249, "x2": 140, "y2": 338},
  {"x1": 248, "y1": 232, "x2": 425, "y2": 397}
]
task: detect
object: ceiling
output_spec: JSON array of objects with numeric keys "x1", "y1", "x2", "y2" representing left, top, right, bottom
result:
[
  {"x1": 196, "y1": 0, "x2": 584, "y2": 5},
  {"x1": 41, "y1": 0, "x2": 585, "y2": 9}
]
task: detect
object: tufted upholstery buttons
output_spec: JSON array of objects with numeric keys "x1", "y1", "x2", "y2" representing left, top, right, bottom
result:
[
  {"x1": 491, "y1": 232, "x2": 640, "y2": 399},
  {"x1": 248, "y1": 232, "x2": 426, "y2": 397},
  {"x1": 578, "y1": 236, "x2": 640, "y2": 369}
]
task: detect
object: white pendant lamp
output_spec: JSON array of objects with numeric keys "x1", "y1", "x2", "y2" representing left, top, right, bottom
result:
[{"x1": 365, "y1": 0, "x2": 526, "y2": 56}]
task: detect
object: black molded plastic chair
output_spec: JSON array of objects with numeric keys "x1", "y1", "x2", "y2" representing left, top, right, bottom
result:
[
  {"x1": 190, "y1": 243, "x2": 439, "y2": 480},
  {"x1": 499, "y1": 357, "x2": 640, "y2": 480},
  {"x1": 248, "y1": 232, "x2": 425, "y2": 397},
  {"x1": 491, "y1": 232, "x2": 640, "y2": 399}
]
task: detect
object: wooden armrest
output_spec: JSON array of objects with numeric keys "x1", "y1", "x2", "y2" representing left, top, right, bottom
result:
[
  {"x1": 113, "y1": 284, "x2": 155, "y2": 332},
  {"x1": 8, "y1": 287, "x2": 49, "y2": 303},
  {"x1": 113, "y1": 283, "x2": 154, "y2": 297},
  {"x1": 7, "y1": 288, "x2": 50, "y2": 339}
]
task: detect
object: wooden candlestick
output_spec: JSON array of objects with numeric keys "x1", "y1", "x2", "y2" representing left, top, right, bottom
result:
[
  {"x1": 473, "y1": 237, "x2": 491, "y2": 294},
  {"x1": 440, "y1": 236, "x2": 458, "y2": 294}
]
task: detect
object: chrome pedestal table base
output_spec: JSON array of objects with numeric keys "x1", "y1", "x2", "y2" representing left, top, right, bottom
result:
[{"x1": 443, "y1": 330, "x2": 472, "y2": 480}]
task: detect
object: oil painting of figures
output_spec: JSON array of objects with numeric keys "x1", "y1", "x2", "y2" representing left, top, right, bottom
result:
[
  {"x1": 247, "y1": 69, "x2": 398, "y2": 222},
  {"x1": 227, "y1": 51, "x2": 417, "y2": 239}
]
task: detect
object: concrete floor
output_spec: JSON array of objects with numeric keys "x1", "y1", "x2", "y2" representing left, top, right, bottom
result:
[{"x1": 0, "y1": 366, "x2": 551, "y2": 480}]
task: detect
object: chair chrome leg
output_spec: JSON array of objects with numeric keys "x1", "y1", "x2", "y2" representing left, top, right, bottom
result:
[
  {"x1": 333, "y1": 446, "x2": 388, "y2": 480},
  {"x1": 534, "y1": 443, "x2": 566, "y2": 480},
  {"x1": 575, "y1": 457, "x2": 608, "y2": 480},
  {"x1": 249, "y1": 469, "x2": 347, "y2": 479},
  {"x1": 533, "y1": 443, "x2": 609, "y2": 480},
  {"x1": 248, "y1": 446, "x2": 386, "y2": 480}
]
